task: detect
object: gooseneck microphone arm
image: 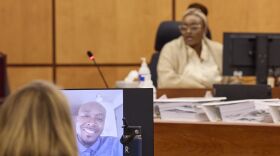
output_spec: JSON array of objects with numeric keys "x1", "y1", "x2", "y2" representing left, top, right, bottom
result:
[{"x1": 87, "y1": 51, "x2": 109, "y2": 88}]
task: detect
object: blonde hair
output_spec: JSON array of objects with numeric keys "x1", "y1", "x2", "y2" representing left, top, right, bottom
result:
[
  {"x1": 183, "y1": 8, "x2": 208, "y2": 35},
  {"x1": 0, "y1": 80, "x2": 78, "y2": 156}
]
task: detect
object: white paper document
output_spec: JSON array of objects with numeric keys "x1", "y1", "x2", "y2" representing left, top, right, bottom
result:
[
  {"x1": 154, "y1": 97, "x2": 226, "y2": 121},
  {"x1": 202, "y1": 99, "x2": 279, "y2": 123}
]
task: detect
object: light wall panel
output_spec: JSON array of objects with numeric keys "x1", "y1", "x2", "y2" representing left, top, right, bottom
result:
[
  {"x1": 0, "y1": 0, "x2": 52, "y2": 64},
  {"x1": 56, "y1": 0, "x2": 172, "y2": 64},
  {"x1": 176, "y1": 0, "x2": 280, "y2": 43},
  {"x1": 56, "y1": 66, "x2": 138, "y2": 88},
  {"x1": 7, "y1": 67, "x2": 53, "y2": 92}
]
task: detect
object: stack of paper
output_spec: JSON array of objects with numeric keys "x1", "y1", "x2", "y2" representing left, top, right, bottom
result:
[
  {"x1": 202, "y1": 99, "x2": 278, "y2": 123},
  {"x1": 154, "y1": 97, "x2": 226, "y2": 121},
  {"x1": 219, "y1": 101, "x2": 261, "y2": 122},
  {"x1": 265, "y1": 101, "x2": 280, "y2": 123}
]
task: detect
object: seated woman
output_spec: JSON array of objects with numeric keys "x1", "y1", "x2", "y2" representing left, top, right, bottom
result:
[
  {"x1": 0, "y1": 80, "x2": 78, "y2": 156},
  {"x1": 157, "y1": 8, "x2": 222, "y2": 88}
]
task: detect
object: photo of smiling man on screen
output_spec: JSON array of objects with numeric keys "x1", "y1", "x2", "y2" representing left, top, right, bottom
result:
[
  {"x1": 63, "y1": 90, "x2": 123, "y2": 156},
  {"x1": 75, "y1": 101, "x2": 122, "y2": 156}
]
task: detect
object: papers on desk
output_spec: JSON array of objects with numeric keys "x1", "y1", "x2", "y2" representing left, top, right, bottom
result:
[
  {"x1": 154, "y1": 97, "x2": 226, "y2": 121},
  {"x1": 155, "y1": 97, "x2": 280, "y2": 123},
  {"x1": 202, "y1": 99, "x2": 279, "y2": 123},
  {"x1": 267, "y1": 102, "x2": 280, "y2": 123}
]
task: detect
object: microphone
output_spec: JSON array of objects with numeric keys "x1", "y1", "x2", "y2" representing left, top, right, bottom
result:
[{"x1": 87, "y1": 51, "x2": 109, "y2": 88}]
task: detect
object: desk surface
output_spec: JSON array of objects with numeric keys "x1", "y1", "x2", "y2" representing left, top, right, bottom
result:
[
  {"x1": 155, "y1": 88, "x2": 280, "y2": 156},
  {"x1": 154, "y1": 120, "x2": 280, "y2": 156}
]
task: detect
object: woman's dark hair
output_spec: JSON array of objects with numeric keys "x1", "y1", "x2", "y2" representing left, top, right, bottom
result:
[{"x1": 187, "y1": 3, "x2": 208, "y2": 16}]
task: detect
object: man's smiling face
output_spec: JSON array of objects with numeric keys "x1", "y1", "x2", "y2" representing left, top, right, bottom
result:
[{"x1": 76, "y1": 102, "x2": 106, "y2": 147}]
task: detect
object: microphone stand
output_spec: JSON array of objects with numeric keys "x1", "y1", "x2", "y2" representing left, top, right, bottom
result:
[
  {"x1": 87, "y1": 51, "x2": 109, "y2": 88},
  {"x1": 92, "y1": 59, "x2": 109, "y2": 88}
]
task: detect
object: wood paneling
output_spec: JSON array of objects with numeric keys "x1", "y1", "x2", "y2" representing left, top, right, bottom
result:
[
  {"x1": 56, "y1": 0, "x2": 172, "y2": 64},
  {"x1": 0, "y1": 0, "x2": 52, "y2": 64},
  {"x1": 6, "y1": 0, "x2": 280, "y2": 90},
  {"x1": 155, "y1": 121, "x2": 280, "y2": 156},
  {"x1": 56, "y1": 66, "x2": 138, "y2": 88},
  {"x1": 176, "y1": 0, "x2": 280, "y2": 43},
  {"x1": 7, "y1": 67, "x2": 53, "y2": 91}
]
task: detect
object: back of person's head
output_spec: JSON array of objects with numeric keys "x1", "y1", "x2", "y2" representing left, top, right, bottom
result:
[
  {"x1": 187, "y1": 3, "x2": 208, "y2": 16},
  {"x1": 0, "y1": 80, "x2": 78, "y2": 156}
]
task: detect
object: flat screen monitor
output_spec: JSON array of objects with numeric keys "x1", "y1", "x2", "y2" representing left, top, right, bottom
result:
[
  {"x1": 223, "y1": 32, "x2": 280, "y2": 84},
  {"x1": 62, "y1": 88, "x2": 153, "y2": 156},
  {"x1": 213, "y1": 84, "x2": 272, "y2": 101}
]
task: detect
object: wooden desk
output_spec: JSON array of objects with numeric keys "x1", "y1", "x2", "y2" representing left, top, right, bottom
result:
[
  {"x1": 157, "y1": 88, "x2": 211, "y2": 98},
  {"x1": 157, "y1": 87, "x2": 280, "y2": 98},
  {"x1": 154, "y1": 120, "x2": 280, "y2": 156},
  {"x1": 155, "y1": 88, "x2": 280, "y2": 156}
]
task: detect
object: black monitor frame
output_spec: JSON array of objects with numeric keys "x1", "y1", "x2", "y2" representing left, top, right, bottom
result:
[
  {"x1": 223, "y1": 32, "x2": 280, "y2": 84},
  {"x1": 123, "y1": 88, "x2": 153, "y2": 156}
]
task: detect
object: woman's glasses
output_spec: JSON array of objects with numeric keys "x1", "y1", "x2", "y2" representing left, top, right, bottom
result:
[{"x1": 179, "y1": 23, "x2": 202, "y2": 34}]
